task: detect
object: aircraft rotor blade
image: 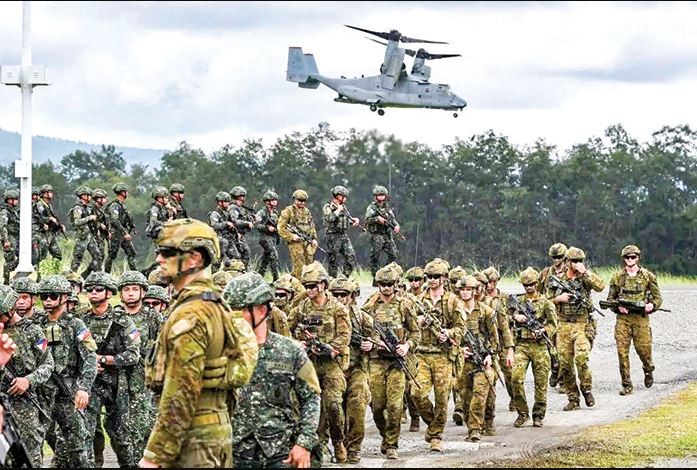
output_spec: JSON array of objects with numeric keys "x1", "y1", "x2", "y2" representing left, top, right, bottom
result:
[
  {"x1": 400, "y1": 35, "x2": 448, "y2": 45},
  {"x1": 345, "y1": 24, "x2": 389, "y2": 40},
  {"x1": 365, "y1": 37, "x2": 389, "y2": 47},
  {"x1": 423, "y1": 53, "x2": 461, "y2": 60}
]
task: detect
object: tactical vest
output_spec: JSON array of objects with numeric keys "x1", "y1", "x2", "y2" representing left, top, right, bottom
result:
[
  {"x1": 417, "y1": 291, "x2": 459, "y2": 355},
  {"x1": 324, "y1": 201, "x2": 350, "y2": 233},
  {"x1": 5, "y1": 320, "x2": 42, "y2": 376},
  {"x1": 368, "y1": 297, "x2": 406, "y2": 360},
  {"x1": 616, "y1": 269, "x2": 652, "y2": 302},
  {"x1": 513, "y1": 295, "x2": 548, "y2": 342}
]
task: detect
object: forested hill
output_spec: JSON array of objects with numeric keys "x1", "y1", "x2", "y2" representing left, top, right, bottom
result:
[{"x1": 2, "y1": 122, "x2": 695, "y2": 275}]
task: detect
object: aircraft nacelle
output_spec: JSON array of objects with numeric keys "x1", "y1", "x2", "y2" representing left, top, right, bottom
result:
[{"x1": 381, "y1": 47, "x2": 405, "y2": 90}]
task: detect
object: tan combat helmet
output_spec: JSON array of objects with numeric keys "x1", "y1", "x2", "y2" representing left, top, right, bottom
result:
[
  {"x1": 212, "y1": 271, "x2": 234, "y2": 289},
  {"x1": 448, "y1": 266, "x2": 467, "y2": 285},
  {"x1": 424, "y1": 258, "x2": 449, "y2": 277},
  {"x1": 472, "y1": 271, "x2": 488, "y2": 286},
  {"x1": 548, "y1": 243, "x2": 568, "y2": 258},
  {"x1": 375, "y1": 266, "x2": 400, "y2": 283},
  {"x1": 405, "y1": 266, "x2": 425, "y2": 281},
  {"x1": 519, "y1": 267, "x2": 540, "y2": 285},
  {"x1": 456, "y1": 275, "x2": 479, "y2": 290},
  {"x1": 565, "y1": 246, "x2": 586, "y2": 262},
  {"x1": 224, "y1": 259, "x2": 247, "y2": 277},
  {"x1": 292, "y1": 189, "x2": 308, "y2": 201},
  {"x1": 621, "y1": 245, "x2": 641, "y2": 257},
  {"x1": 482, "y1": 266, "x2": 500, "y2": 283},
  {"x1": 329, "y1": 275, "x2": 353, "y2": 295},
  {"x1": 300, "y1": 261, "x2": 329, "y2": 285},
  {"x1": 385, "y1": 262, "x2": 404, "y2": 278}
]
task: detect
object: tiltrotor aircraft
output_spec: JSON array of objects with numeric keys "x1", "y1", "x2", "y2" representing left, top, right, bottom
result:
[{"x1": 286, "y1": 25, "x2": 467, "y2": 117}]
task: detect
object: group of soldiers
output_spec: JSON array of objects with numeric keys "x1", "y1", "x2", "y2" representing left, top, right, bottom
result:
[{"x1": 0, "y1": 179, "x2": 665, "y2": 468}]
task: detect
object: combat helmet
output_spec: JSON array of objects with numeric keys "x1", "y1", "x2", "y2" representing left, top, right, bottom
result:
[
  {"x1": 10, "y1": 277, "x2": 36, "y2": 295},
  {"x1": 215, "y1": 191, "x2": 232, "y2": 203},
  {"x1": 548, "y1": 243, "x2": 568, "y2": 258},
  {"x1": 31, "y1": 186, "x2": 40, "y2": 196},
  {"x1": 155, "y1": 218, "x2": 221, "y2": 267},
  {"x1": 621, "y1": 245, "x2": 641, "y2": 257},
  {"x1": 292, "y1": 189, "x2": 308, "y2": 201},
  {"x1": 375, "y1": 266, "x2": 399, "y2": 283},
  {"x1": 566, "y1": 247, "x2": 586, "y2": 261},
  {"x1": 331, "y1": 185, "x2": 349, "y2": 197},
  {"x1": 92, "y1": 188, "x2": 107, "y2": 199},
  {"x1": 300, "y1": 261, "x2": 329, "y2": 285},
  {"x1": 74, "y1": 186, "x2": 92, "y2": 197},
  {"x1": 385, "y1": 261, "x2": 404, "y2": 278},
  {"x1": 212, "y1": 270, "x2": 234, "y2": 289},
  {"x1": 350, "y1": 278, "x2": 361, "y2": 297},
  {"x1": 372, "y1": 185, "x2": 388, "y2": 196},
  {"x1": 63, "y1": 271, "x2": 84, "y2": 288},
  {"x1": 262, "y1": 190, "x2": 278, "y2": 201},
  {"x1": 147, "y1": 268, "x2": 169, "y2": 287},
  {"x1": 273, "y1": 276, "x2": 296, "y2": 294},
  {"x1": 112, "y1": 182, "x2": 129, "y2": 194},
  {"x1": 36, "y1": 275, "x2": 72, "y2": 294},
  {"x1": 169, "y1": 183, "x2": 185, "y2": 194},
  {"x1": 223, "y1": 272, "x2": 275, "y2": 309},
  {"x1": 456, "y1": 275, "x2": 479, "y2": 290},
  {"x1": 0, "y1": 286, "x2": 19, "y2": 315},
  {"x1": 3, "y1": 189, "x2": 19, "y2": 201},
  {"x1": 144, "y1": 285, "x2": 171, "y2": 304},
  {"x1": 473, "y1": 271, "x2": 488, "y2": 285},
  {"x1": 519, "y1": 267, "x2": 540, "y2": 285},
  {"x1": 405, "y1": 266, "x2": 425, "y2": 281},
  {"x1": 40, "y1": 184, "x2": 54, "y2": 194},
  {"x1": 84, "y1": 271, "x2": 118, "y2": 294},
  {"x1": 224, "y1": 259, "x2": 246, "y2": 276},
  {"x1": 482, "y1": 266, "x2": 500, "y2": 282},
  {"x1": 151, "y1": 186, "x2": 169, "y2": 199},
  {"x1": 329, "y1": 275, "x2": 353, "y2": 294},
  {"x1": 448, "y1": 266, "x2": 467, "y2": 283},
  {"x1": 230, "y1": 186, "x2": 247, "y2": 198},
  {"x1": 117, "y1": 270, "x2": 149, "y2": 290},
  {"x1": 424, "y1": 258, "x2": 449, "y2": 277}
]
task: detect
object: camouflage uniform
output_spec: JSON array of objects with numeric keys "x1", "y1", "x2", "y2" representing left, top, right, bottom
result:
[
  {"x1": 30, "y1": 187, "x2": 46, "y2": 266},
  {"x1": 104, "y1": 186, "x2": 137, "y2": 273},
  {"x1": 208, "y1": 193, "x2": 241, "y2": 271},
  {"x1": 88, "y1": 189, "x2": 110, "y2": 280},
  {"x1": 255, "y1": 194, "x2": 280, "y2": 281},
  {"x1": 0, "y1": 191, "x2": 20, "y2": 284},
  {"x1": 33, "y1": 192, "x2": 63, "y2": 263},
  {"x1": 268, "y1": 305, "x2": 291, "y2": 337},
  {"x1": 228, "y1": 199, "x2": 255, "y2": 269},
  {"x1": 278, "y1": 192, "x2": 318, "y2": 279},
  {"x1": 322, "y1": 189, "x2": 357, "y2": 277},
  {"x1": 364, "y1": 195, "x2": 399, "y2": 279},
  {"x1": 482, "y1": 287, "x2": 516, "y2": 418},
  {"x1": 69, "y1": 188, "x2": 103, "y2": 277},
  {"x1": 168, "y1": 184, "x2": 188, "y2": 219}
]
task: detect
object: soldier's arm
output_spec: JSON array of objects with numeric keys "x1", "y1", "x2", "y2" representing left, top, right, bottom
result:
[
  {"x1": 607, "y1": 273, "x2": 621, "y2": 301},
  {"x1": 293, "y1": 350, "x2": 321, "y2": 451},
  {"x1": 583, "y1": 270, "x2": 606, "y2": 292},
  {"x1": 229, "y1": 206, "x2": 249, "y2": 230},
  {"x1": 113, "y1": 318, "x2": 141, "y2": 367},
  {"x1": 647, "y1": 272, "x2": 663, "y2": 309},
  {"x1": 277, "y1": 208, "x2": 294, "y2": 242},
  {"x1": 485, "y1": 307, "x2": 500, "y2": 353},
  {"x1": 254, "y1": 208, "x2": 267, "y2": 232},
  {"x1": 0, "y1": 211, "x2": 8, "y2": 242},
  {"x1": 208, "y1": 211, "x2": 228, "y2": 233},
  {"x1": 73, "y1": 206, "x2": 92, "y2": 227},
  {"x1": 322, "y1": 202, "x2": 338, "y2": 226},
  {"x1": 364, "y1": 203, "x2": 379, "y2": 224},
  {"x1": 35, "y1": 202, "x2": 51, "y2": 225},
  {"x1": 271, "y1": 306, "x2": 291, "y2": 337},
  {"x1": 330, "y1": 303, "x2": 351, "y2": 353},
  {"x1": 74, "y1": 320, "x2": 98, "y2": 393},
  {"x1": 25, "y1": 326, "x2": 55, "y2": 387},
  {"x1": 108, "y1": 203, "x2": 127, "y2": 235},
  {"x1": 448, "y1": 296, "x2": 466, "y2": 345},
  {"x1": 543, "y1": 300, "x2": 559, "y2": 338},
  {"x1": 402, "y1": 301, "x2": 421, "y2": 350},
  {"x1": 226, "y1": 310, "x2": 259, "y2": 388},
  {"x1": 495, "y1": 301, "x2": 515, "y2": 349},
  {"x1": 306, "y1": 210, "x2": 317, "y2": 239}
]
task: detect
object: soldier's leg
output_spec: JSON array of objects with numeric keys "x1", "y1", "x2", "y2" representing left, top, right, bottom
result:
[
  {"x1": 83, "y1": 391, "x2": 102, "y2": 465},
  {"x1": 344, "y1": 368, "x2": 370, "y2": 456},
  {"x1": 257, "y1": 238, "x2": 270, "y2": 277},
  {"x1": 70, "y1": 237, "x2": 88, "y2": 272},
  {"x1": 632, "y1": 316, "x2": 655, "y2": 383},
  {"x1": 83, "y1": 237, "x2": 104, "y2": 279},
  {"x1": 4, "y1": 237, "x2": 19, "y2": 283},
  {"x1": 369, "y1": 235, "x2": 382, "y2": 279},
  {"x1": 426, "y1": 355, "x2": 453, "y2": 442},
  {"x1": 369, "y1": 361, "x2": 389, "y2": 449},
  {"x1": 384, "y1": 367, "x2": 406, "y2": 450},
  {"x1": 384, "y1": 235, "x2": 398, "y2": 266},
  {"x1": 410, "y1": 354, "x2": 435, "y2": 431},
  {"x1": 512, "y1": 345, "x2": 532, "y2": 419},
  {"x1": 614, "y1": 316, "x2": 634, "y2": 390},
  {"x1": 288, "y1": 244, "x2": 305, "y2": 279},
  {"x1": 531, "y1": 345, "x2": 552, "y2": 421},
  {"x1": 105, "y1": 394, "x2": 135, "y2": 467},
  {"x1": 174, "y1": 422, "x2": 233, "y2": 468},
  {"x1": 123, "y1": 238, "x2": 138, "y2": 271},
  {"x1": 268, "y1": 239, "x2": 280, "y2": 281},
  {"x1": 459, "y1": 362, "x2": 474, "y2": 426},
  {"x1": 340, "y1": 234, "x2": 356, "y2": 277},
  {"x1": 572, "y1": 324, "x2": 593, "y2": 398},
  {"x1": 104, "y1": 235, "x2": 122, "y2": 273},
  {"x1": 468, "y1": 368, "x2": 494, "y2": 435},
  {"x1": 497, "y1": 349, "x2": 515, "y2": 410},
  {"x1": 225, "y1": 236, "x2": 241, "y2": 263},
  {"x1": 94, "y1": 410, "x2": 106, "y2": 467},
  {"x1": 128, "y1": 388, "x2": 156, "y2": 466},
  {"x1": 237, "y1": 237, "x2": 251, "y2": 268},
  {"x1": 11, "y1": 400, "x2": 43, "y2": 467},
  {"x1": 54, "y1": 395, "x2": 92, "y2": 467},
  {"x1": 321, "y1": 365, "x2": 347, "y2": 459},
  {"x1": 406, "y1": 384, "x2": 421, "y2": 430},
  {"x1": 557, "y1": 323, "x2": 580, "y2": 406},
  {"x1": 548, "y1": 332, "x2": 560, "y2": 387},
  {"x1": 326, "y1": 233, "x2": 340, "y2": 278},
  {"x1": 48, "y1": 233, "x2": 62, "y2": 260}
]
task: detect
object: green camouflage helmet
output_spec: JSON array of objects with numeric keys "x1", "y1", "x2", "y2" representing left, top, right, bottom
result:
[
  {"x1": 36, "y1": 275, "x2": 72, "y2": 294},
  {"x1": 331, "y1": 185, "x2": 349, "y2": 197},
  {"x1": 31, "y1": 186, "x2": 40, "y2": 196},
  {"x1": 566, "y1": 246, "x2": 586, "y2": 261},
  {"x1": 212, "y1": 270, "x2": 234, "y2": 289},
  {"x1": 224, "y1": 259, "x2": 246, "y2": 276},
  {"x1": 405, "y1": 266, "x2": 425, "y2": 280},
  {"x1": 10, "y1": 277, "x2": 36, "y2": 294},
  {"x1": 112, "y1": 182, "x2": 129, "y2": 194},
  {"x1": 0, "y1": 285, "x2": 19, "y2": 315},
  {"x1": 375, "y1": 266, "x2": 399, "y2": 283},
  {"x1": 169, "y1": 183, "x2": 185, "y2": 194},
  {"x1": 4, "y1": 189, "x2": 19, "y2": 200},
  {"x1": 329, "y1": 274, "x2": 352, "y2": 293},
  {"x1": 456, "y1": 275, "x2": 479, "y2": 289},
  {"x1": 92, "y1": 188, "x2": 107, "y2": 198},
  {"x1": 262, "y1": 190, "x2": 278, "y2": 201},
  {"x1": 519, "y1": 267, "x2": 540, "y2": 285},
  {"x1": 424, "y1": 258, "x2": 449, "y2": 276},
  {"x1": 84, "y1": 271, "x2": 118, "y2": 294},
  {"x1": 40, "y1": 184, "x2": 54, "y2": 194},
  {"x1": 621, "y1": 245, "x2": 641, "y2": 257},
  {"x1": 223, "y1": 272, "x2": 274, "y2": 308},
  {"x1": 151, "y1": 186, "x2": 169, "y2": 199},
  {"x1": 215, "y1": 191, "x2": 232, "y2": 203},
  {"x1": 372, "y1": 185, "x2": 388, "y2": 196},
  {"x1": 482, "y1": 266, "x2": 500, "y2": 282},
  {"x1": 548, "y1": 243, "x2": 568, "y2": 257},
  {"x1": 300, "y1": 261, "x2": 329, "y2": 284},
  {"x1": 144, "y1": 285, "x2": 171, "y2": 304},
  {"x1": 74, "y1": 186, "x2": 92, "y2": 197},
  {"x1": 118, "y1": 270, "x2": 149, "y2": 290},
  {"x1": 230, "y1": 186, "x2": 247, "y2": 198},
  {"x1": 448, "y1": 266, "x2": 467, "y2": 282}
]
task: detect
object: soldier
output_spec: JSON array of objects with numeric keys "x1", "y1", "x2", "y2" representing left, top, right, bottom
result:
[
  {"x1": 255, "y1": 190, "x2": 281, "y2": 281},
  {"x1": 272, "y1": 275, "x2": 297, "y2": 316},
  {"x1": 212, "y1": 270, "x2": 233, "y2": 290},
  {"x1": 208, "y1": 191, "x2": 240, "y2": 271},
  {"x1": 63, "y1": 271, "x2": 90, "y2": 316},
  {"x1": 168, "y1": 183, "x2": 188, "y2": 219},
  {"x1": 547, "y1": 246, "x2": 605, "y2": 411},
  {"x1": 68, "y1": 187, "x2": 102, "y2": 278},
  {"x1": 143, "y1": 285, "x2": 171, "y2": 316},
  {"x1": 104, "y1": 183, "x2": 138, "y2": 274},
  {"x1": 81, "y1": 271, "x2": 141, "y2": 466},
  {"x1": 362, "y1": 266, "x2": 420, "y2": 460},
  {"x1": 36, "y1": 275, "x2": 97, "y2": 467},
  {"x1": 365, "y1": 185, "x2": 401, "y2": 284},
  {"x1": 31, "y1": 186, "x2": 45, "y2": 268},
  {"x1": 31, "y1": 186, "x2": 40, "y2": 204},
  {"x1": 143, "y1": 186, "x2": 174, "y2": 277},
  {"x1": 323, "y1": 185, "x2": 360, "y2": 278},
  {"x1": 228, "y1": 186, "x2": 256, "y2": 269},
  {"x1": 0, "y1": 285, "x2": 54, "y2": 467},
  {"x1": 448, "y1": 266, "x2": 467, "y2": 292},
  {"x1": 405, "y1": 266, "x2": 426, "y2": 296},
  {"x1": 608, "y1": 245, "x2": 662, "y2": 396},
  {"x1": 278, "y1": 189, "x2": 319, "y2": 279},
  {"x1": 330, "y1": 275, "x2": 374, "y2": 463},
  {"x1": 509, "y1": 267, "x2": 558, "y2": 427},
  {"x1": 403, "y1": 266, "x2": 426, "y2": 432},
  {"x1": 412, "y1": 259, "x2": 465, "y2": 451},
  {"x1": 288, "y1": 261, "x2": 350, "y2": 463},
  {"x1": 89, "y1": 188, "x2": 110, "y2": 275},
  {"x1": 140, "y1": 219, "x2": 258, "y2": 467},
  {"x1": 0, "y1": 189, "x2": 20, "y2": 284},
  {"x1": 224, "y1": 272, "x2": 321, "y2": 468},
  {"x1": 538, "y1": 243, "x2": 568, "y2": 389},
  {"x1": 33, "y1": 184, "x2": 65, "y2": 263}
]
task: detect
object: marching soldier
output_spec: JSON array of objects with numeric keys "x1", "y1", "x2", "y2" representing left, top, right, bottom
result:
[
  {"x1": 143, "y1": 285, "x2": 171, "y2": 316},
  {"x1": 208, "y1": 191, "x2": 240, "y2": 271},
  {"x1": 278, "y1": 189, "x2": 318, "y2": 279},
  {"x1": 0, "y1": 189, "x2": 20, "y2": 284},
  {"x1": 255, "y1": 190, "x2": 281, "y2": 281},
  {"x1": 168, "y1": 183, "x2": 188, "y2": 219},
  {"x1": 323, "y1": 185, "x2": 360, "y2": 278},
  {"x1": 104, "y1": 183, "x2": 138, "y2": 274},
  {"x1": 143, "y1": 186, "x2": 174, "y2": 277},
  {"x1": 607, "y1": 245, "x2": 663, "y2": 396},
  {"x1": 228, "y1": 186, "x2": 256, "y2": 269},
  {"x1": 69, "y1": 186, "x2": 104, "y2": 278},
  {"x1": 365, "y1": 185, "x2": 401, "y2": 284},
  {"x1": 538, "y1": 243, "x2": 568, "y2": 389},
  {"x1": 89, "y1": 188, "x2": 110, "y2": 277},
  {"x1": 448, "y1": 266, "x2": 467, "y2": 292},
  {"x1": 34, "y1": 184, "x2": 65, "y2": 263},
  {"x1": 405, "y1": 266, "x2": 426, "y2": 296}
]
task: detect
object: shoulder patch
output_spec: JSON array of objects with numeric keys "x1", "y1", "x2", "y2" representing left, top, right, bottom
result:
[{"x1": 170, "y1": 318, "x2": 195, "y2": 337}]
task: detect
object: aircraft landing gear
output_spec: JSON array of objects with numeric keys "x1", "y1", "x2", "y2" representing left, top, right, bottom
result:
[
  {"x1": 453, "y1": 112, "x2": 458, "y2": 118},
  {"x1": 370, "y1": 104, "x2": 377, "y2": 112},
  {"x1": 377, "y1": 109, "x2": 385, "y2": 116}
]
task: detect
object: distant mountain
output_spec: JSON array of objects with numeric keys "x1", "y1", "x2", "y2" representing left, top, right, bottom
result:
[{"x1": 0, "y1": 128, "x2": 169, "y2": 168}]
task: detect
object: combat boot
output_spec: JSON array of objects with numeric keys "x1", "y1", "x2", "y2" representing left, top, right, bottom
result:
[
  {"x1": 334, "y1": 442, "x2": 347, "y2": 463},
  {"x1": 644, "y1": 371, "x2": 654, "y2": 388},
  {"x1": 582, "y1": 390, "x2": 595, "y2": 407},
  {"x1": 513, "y1": 414, "x2": 529, "y2": 427},
  {"x1": 563, "y1": 401, "x2": 580, "y2": 411},
  {"x1": 549, "y1": 369, "x2": 559, "y2": 388},
  {"x1": 508, "y1": 399, "x2": 515, "y2": 412},
  {"x1": 409, "y1": 418, "x2": 420, "y2": 432},
  {"x1": 619, "y1": 385, "x2": 633, "y2": 396},
  {"x1": 533, "y1": 417, "x2": 543, "y2": 427},
  {"x1": 347, "y1": 452, "x2": 361, "y2": 464},
  {"x1": 483, "y1": 420, "x2": 496, "y2": 436},
  {"x1": 452, "y1": 410, "x2": 464, "y2": 426},
  {"x1": 469, "y1": 429, "x2": 481, "y2": 442},
  {"x1": 386, "y1": 448, "x2": 398, "y2": 460},
  {"x1": 430, "y1": 438, "x2": 442, "y2": 452}
]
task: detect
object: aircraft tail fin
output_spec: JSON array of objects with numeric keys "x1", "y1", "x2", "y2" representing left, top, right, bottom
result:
[{"x1": 287, "y1": 47, "x2": 320, "y2": 89}]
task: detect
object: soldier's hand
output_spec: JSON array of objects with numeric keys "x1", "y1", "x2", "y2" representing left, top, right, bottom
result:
[
  {"x1": 377, "y1": 215, "x2": 386, "y2": 225},
  {"x1": 8, "y1": 377, "x2": 30, "y2": 396},
  {"x1": 48, "y1": 216, "x2": 57, "y2": 224},
  {"x1": 377, "y1": 340, "x2": 388, "y2": 351},
  {"x1": 283, "y1": 444, "x2": 311, "y2": 468},
  {"x1": 227, "y1": 222, "x2": 235, "y2": 229},
  {"x1": 512, "y1": 313, "x2": 527, "y2": 324},
  {"x1": 291, "y1": 234, "x2": 301, "y2": 242},
  {"x1": 138, "y1": 457, "x2": 160, "y2": 468},
  {"x1": 506, "y1": 347, "x2": 515, "y2": 367},
  {"x1": 360, "y1": 340, "x2": 373, "y2": 352},
  {"x1": 299, "y1": 341, "x2": 308, "y2": 351},
  {"x1": 645, "y1": 302, "x2": 655, "y2": 313},
  {"x1": 393, "y1": 224, "x2": 401, "y2": 234},
  {"x1": 395, "y1": 342, "x2": 409, "y2": 357},
  {"x1": 2, "y1": 241, "x2": 9, "y2": 250},
  {"x1": 483, "y1": 355, "x2": 493, "y2": 368},
  {"x1": 555, "y1": 293, "x2": 570, "y2": 304},
  {"x1": 268, "y1": 225, "x2": 276, "y2": 232},
  {"x1": 0, "y1": 324, "x2": 16, "y2": 366},
  {"x1": 351, "y1": 217, "x2": 360, "y2": 226},
  {"x1": 572, "y1": 261, "x2": 586, "y2": 274},
  {"x1": 437, "y1": 330, "x2": 449, "y2": 343},
  {"x1": 124, "y1": 233, "x2": 132, "y2": 241},
  {"x1": 248, "y1": 222, "x2": 254, "y2": 229},
  {"x1": 75, "y1": 390, "x2": 89, "y2": 411},
  {"x1": 618, "y1": 306, "x2": 629, "y2": 314},
  {"x1": 43, "y1": 224, "x2": 49, "y2": 231},
  {"x1": 417, "y1": 315, "x2": 425, "y2": 327},
  {"x1": 462, "y1": 346, "x2": 473, "y2": 359},
  {"x1": 310, "y1": 239, "x2": 318, "y2": 247},
  {"x1": 89, "y1": 214, "x2": 98, "y2": 221}
]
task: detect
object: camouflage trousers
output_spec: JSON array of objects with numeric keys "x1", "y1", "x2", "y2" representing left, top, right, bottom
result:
[
  {"x1": 235, "y1": 235, "x2": 251, "y2": 269},
  {"x1": 410, "y1": 353, "x2": 453, "y2": 441},
  {"x1": 45, "y1": 390, "x2": 93, "y2": 467},
  {"x1": 70, "y1": 233, "x2": 104, "y2": 275},
  {"x1": 404, "y1": 381, "x2": 420, "y2": 421},
  {"x1": 558, "y1": 321, "x2": 592, "y2": 404},
  {"x1": 458, "y1": 360, "x2": 496, "y2": 432},
  {"x1": 615, "y1": 314, "x2": 654, "y2": 388},
  {"x1": 368, "y1": 234, "x2": 397, "y2": 278},
  {"x1": 452, "y1": 349, "x2": 465, "y2": 415},
  {"x1": 287, "y1": 242, "x2": 317, "y2": 279},
  {"x1": 212, "y1": 235, "x2": 239, "y2": 272},
  {"x1": 257, "y1": 236, "x2": 280, "y2": 280},
  {"x1": 343, "y1": 365, "x2": 370, "y2": 454},
  {"x1": 369, "y1": 358, "x2": 405, "y2": 449},
  {"x1": 2, "y1": 235, "x2": 18, "y2": 283},
  {"x1": 127, "y1": 388, "x2": 156, "y2": 466},
  {"x1": 33, "y1": 230, "x2": 62, "y2": 264},
  {"x1": 497, "y1": 349, "x2": 514, "y2": 401},
  {"x1": 315, "y1": 360, "x2": 347, "y2": 448},
  {"x1": 84, "y1": 384, "x2": 133, "y2": 467},
  {"x1": 325, "y1": 233, "x2": 356, "y2": 278},
  {"x1": 512, "y1": 341, "x2": 551, "y2": 419},
  {"x1": 104, "y1": 235, "x2": 137, "y2": 273},
  {"x1": 7, "y1": 395, "x2": 45, "y2": 467}
]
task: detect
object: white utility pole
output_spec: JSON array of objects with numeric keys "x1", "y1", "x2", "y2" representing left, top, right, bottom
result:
[{"x1": 1, "y1": 1, "x2": 50, "y2": 275}]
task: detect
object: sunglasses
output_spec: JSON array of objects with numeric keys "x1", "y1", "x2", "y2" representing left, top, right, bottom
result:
[
  {"x1": 85, "y1": 286, "x2": 106, "y2": 293},
  {"x1": 569, "y1": 259, "x2": 584, "y2": 263},
  {"x1": 407, "y1": 277, "x2": 423, "y2": 282},
  {"x1": 377, "y1": 281, "x2": 395, "y2": 287},
  {"x1": 523, "y1": 282, "x2": 536, "y2": 288},
  {"x1": 274, "y1": 292, "x2": 288, "y2": 299},
  {"x1": 39, "y1": 293, "x2": 61, "y2": 301},
  {"x1": 144, "y1": 300, "x2": 162, "y2": 308},
  {"x1": 332, "y1": 291, "x2": 350, "y2": 298},
  {"x1": 156, "y1": 247, "x2": 180, "y2": 258},
  {"x1": 552, "y1": 255, "x2": 564, "y2": 260},
  {"x1": 303, "y1": 283, "x2": 319, "y2": 290},
  {"x1": 296, "y1": 199, "x2": 307, "y2": 203},
  {"x1": 426, "y1": 274, "x2": 441, "y2": 280},
  {"x1": 624, "y1": 255, "x2": 638, "y2": 260}
]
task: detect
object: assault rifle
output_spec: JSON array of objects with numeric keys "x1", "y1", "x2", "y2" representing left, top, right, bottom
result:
[
  {"x1": 96, "y1": 321, "x2": 120, "y2": 384},
  {"x1": 44, "y1": 203, "x2": 68, "y2": 240},
  {"x1": 286, "y1": 223, "x2": 327, "y2": 254},
  {"x1": 0, "y1": 399, "x2": 33, "y2": 468},
  {"x1": 548, "y1": 275, "x2": 605, "y2": 317},
  {"x1": 296, "y1": 316, "x2": 339, "y2": 359},
  {"x1": 599, "y1": 299, "x2": 671, "y2": 315},
  {"x1": 349, "y1": 331, "x2": 381, "y2": 349},
  {"x1": 417, "y1": 303, "x2": 457, "y2": 349},
  {"x1": 2, "y1": 364, "x2": 49, "y2": 421},
  {"x1": 91, "y1": 205, "x2": 110, "y2": 240},
  {"x1": 123, "y1": 207, "x2": 137, "y2": 235},
  {"x1": 50, "y1": 372, "x2": 86, "y2": 420},
  {"x1": 374, "y1": 322, "x2": 420, "y2": 389},
  {"x1": 507, "y1": 294, "x2": 555, "y2": 349},
  {"x1": 463, "y1": 329, "x2": 504, "y2": 394},
  {"x1": 372, "y1": 205, "x2": 406, "y2": 241},
  {"x1": 339, "y1": 205, "x2": 367, "y2": 232}
]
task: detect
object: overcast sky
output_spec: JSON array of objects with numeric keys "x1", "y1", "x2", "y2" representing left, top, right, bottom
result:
[{"x1": 1, "y1": 1, "x2": 696, "y2": 156}]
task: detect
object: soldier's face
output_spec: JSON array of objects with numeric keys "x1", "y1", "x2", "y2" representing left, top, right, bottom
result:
[
  {"x1": 378, "y1": 281, "x2": 396, "y2": 297},
  {"x1": 220, "y1": 201, "x2": 230, "y2": 209},
  {"x1": 304, "y1": 282, "x2": 322, "y2": 299},
  {"x1": 523, "y1": 283, "x2": 537, "y2": 295},
  {"x1": 427, "y1": 274, "x2": 443, "y2": 288},
  {"x1": 14, "y1": 293, "x2": 33, "y2": 312},
  {"x1": 172, "y1": 192, "x2": 184, "y2": 201},
  {"x1": 266, "y1": 199, "x2": 278, "y2": 209},
  {"x1": 623, "y1": 254, "x2": 639, "y2": 267},
  {"x1": 120, "y1": 285, "x2": 144, "y2": 306},
  {"x1": 294, "y1": 199, "x2": 307, "y2": 209},
  {"x1": 7, "y1": 198, "x2": 18, "y2": 207},
  {"x1": 375, "y1": 195, "x2": 387, "y2": 203},
  {"x1": 460, "y1": 287, "x2": 474, "y2": 301},
  {"x1": 409, "y1": 278, "x2": 423, "y2": 290},
  {"x1": 486, "y1": 280, "x2": 497, "y2": 294},
  {"x1": 95, "y1": 197, "x2": 106, "y2": 206},
  {"x1": 552, "y1": 255, "x2": 564, "y2": 267},
  {"x1": 475, "y1": 284, "x2": 485, "y2": 299},
  {"x1": 86, "y1": 285, "x2": 109, "y2": 305},
  {"x1": 274, "y1": 290, "x2": 289, "y2": 307},
  {"x1": 40, "y1": 293, "x2": 65, "y2": 310}
]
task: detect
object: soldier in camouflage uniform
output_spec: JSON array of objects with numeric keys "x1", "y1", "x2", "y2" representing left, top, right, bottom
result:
[
  {"x1": 362, "y1": 266, "x2": 420, "y2": 460},
  {"x1": 224, "y1": 272, "x2": 321, "y2": 468},
  {"x1": 255, "y1": 190, "x2": 281, "y2": 281},
  {"x1": 10, "y1": 277, "x2": 43, "y2": 321},
  {"x1": 406, "y1": 266, "x2": 426, "y2": 296},
  {"x1": 168, "y1": 183, "x2": 188, "y2": 219},
  {"x1": 412, "y1": 259, "x2": 465, "y2": 451},
  {"x1": 403, "y1": 266, "x2": 425, "y2": 431},
  {"x1": 288, "y1": 261, "x2": 350, "y2": 463},
  {"x1": 30, "y1": 186, "x2": 45, "y2": 267},
  {"x1": 547, "y1": 246, "x2": 605, "y2": 411},
  {"x1": 69, "y1": 186, "x2": 103, "y2": 278},
  {"x1": 33, "y1": 184, "x2": 65, "y2": 264},
  {"x1": 143, "y1": 285, "x2": 171, "y2": 316},
  {"x1": 0, "y1": 285, "x2": 54, "y2": 467},
  {"x1": 63, "y1": 271, "x2": 91, "y2": 316},
  {"x1": 89, "y1": 188, "x2": 110, "y2": 275},
  {"x1": 607, "y1": 245, "x2": 663, "y2": 396},
  {"x1": 208, "y1": 191, "x2": 240, "y2": 271},
  {"x1": 365, "y1": 185, "x2": 401, "y2": 284},
  {"x1": 140, "y1": 219, "x2": 258, "y2": 467},
  {"x1": 36, "y1": 275, "x2": 97, "y2": 467},
  {"x1": 509, "y1": 267, "x2": 558, "y2": 427},
  {"x1": 104, "y1": 183, "x2": 138, "y2": 274},
  {"x1": 323, "y1": 185, "x2": 360, "y2": 278},
  {"x1": 143, "y1": 186, "x2": 175, "y2": 277},
  {"x1": 448, "y1": 266, "x2": 467, "y2": 292},
  {"x1": 228, "y1": 186, "x2": 256, "y2": 269},
  {"x1": 278, "y1": 189, "x2": 319, "y2": 279},
  {"x1": 81, "y1": 271, "x2": 141, "y2": 466},
  {"x1": 0, "y1": 189, "x2": 20, "y2": 284},
  {"x1": 212, "y1": 270, "x2": 234, "y2": 289}
]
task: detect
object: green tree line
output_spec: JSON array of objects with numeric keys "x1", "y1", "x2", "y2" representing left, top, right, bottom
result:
[{"x1": 3, "y1": 122, "x2": 695, "y2": 275}]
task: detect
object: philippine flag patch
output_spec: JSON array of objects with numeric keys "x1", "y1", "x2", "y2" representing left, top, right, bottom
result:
[
  {"x1": 36, "y1": 337, "x2": 47, "y2": 353},
  {"x1": 76, "y1": 328, "x2": 92, "y2": 342},
  {"x1": 128, "y1": 328, "x2": 141, "y2": 341}
]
